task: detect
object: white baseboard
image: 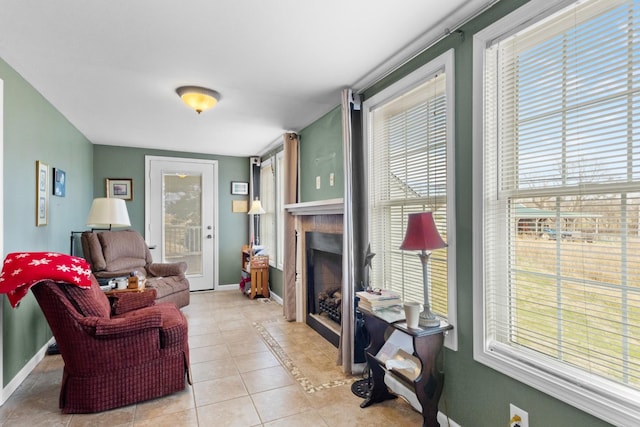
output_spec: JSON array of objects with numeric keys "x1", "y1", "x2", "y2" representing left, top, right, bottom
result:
[
  {"x1": 0, "y1": 337, "x2": 53, "y2": 405},
  {"x1": 438, "y1": 411, "x2": 462, "y2": 427},
  {"x1": 216, "y1": 283, "x2": 239, "y2": 291},
  {"x1": 269, "y1": 291, "x2": 283, "y2": 304}
]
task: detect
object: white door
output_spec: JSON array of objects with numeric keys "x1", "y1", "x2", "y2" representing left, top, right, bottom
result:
[{"x1": 145, "y1": 156, "x2": 217, "y2": 291}]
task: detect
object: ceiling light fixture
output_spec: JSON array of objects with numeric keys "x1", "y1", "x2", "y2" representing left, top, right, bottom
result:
[{"x1": 175, "y1": 86, "x2": 221, "y2": 114}]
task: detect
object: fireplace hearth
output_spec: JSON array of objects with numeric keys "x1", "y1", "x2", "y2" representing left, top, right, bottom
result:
[{"x1": 306, "y1": 231, "x2": 343, "y2": 347}]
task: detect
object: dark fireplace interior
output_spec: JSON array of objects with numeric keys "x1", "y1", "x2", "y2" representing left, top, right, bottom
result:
[{"x1": 306, "y1": 231, "x2": 343, "y2": 348}]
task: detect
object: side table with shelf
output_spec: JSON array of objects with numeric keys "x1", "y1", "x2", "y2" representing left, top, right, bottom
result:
[
  {"x1": 359, "y1": 307, "x2": 452, "y2": 427},
  {"x1": 241, "y1": 245, "x2": 269, "y2": 299}
]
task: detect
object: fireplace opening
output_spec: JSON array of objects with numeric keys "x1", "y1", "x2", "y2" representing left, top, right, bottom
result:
[{"x1": 306, "y1": 232, "x2": 342, "y2": 348}]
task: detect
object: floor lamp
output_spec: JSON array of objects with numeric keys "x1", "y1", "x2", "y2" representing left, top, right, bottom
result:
[
  {"x1": 70, "y1": 198, "x2": 131, "y2": 255},
  {"x1": 400, "y1": 212, "x2": 447, "y2": 327}
]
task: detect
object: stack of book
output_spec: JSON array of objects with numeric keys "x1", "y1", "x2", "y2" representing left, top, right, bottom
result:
[{"x1": 356, "y1": 289, "x2": 402, "y2": 311}]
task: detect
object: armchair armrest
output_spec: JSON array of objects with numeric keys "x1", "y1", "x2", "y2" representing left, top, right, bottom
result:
[
  {"x1": 146, "y1": 262, "x2": 187, "y2": 277},
  {"x1": 79, "y1": 310, "x2": 163, "y2": 337},
  {"x1": 109, "y1": 288, "x2": 157, "y2": 315}
]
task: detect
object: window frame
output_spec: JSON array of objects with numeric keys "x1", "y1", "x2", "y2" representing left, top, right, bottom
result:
[
  {"x1": 364, "y1": 49, "x2": 457, "y2": 350},
  {"x1": 472, "y1": 1, "x2": 640, "y2": 425},
  {"x1": 259, "y1": 157, "x2": 275, "y2": 267}
]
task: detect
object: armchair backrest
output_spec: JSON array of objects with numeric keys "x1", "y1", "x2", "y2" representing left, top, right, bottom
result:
[{"x1": 82, "y1": 230, "x2": 152, "y2": 276}]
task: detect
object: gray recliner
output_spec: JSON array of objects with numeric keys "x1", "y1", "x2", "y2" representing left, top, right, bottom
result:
[{"x1": 81, "y1": 230, "x2": 190, "y2": 308}]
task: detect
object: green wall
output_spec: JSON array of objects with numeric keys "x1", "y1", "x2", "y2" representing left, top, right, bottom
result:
[
  {"x1": 355, "y1": 1, "x2": 610, "y2": 426},
  {"x1": 298, "y1": 106, "x2": 344, "y2": 202},
  {"x1": 92, "y1": 145, "x2": 249, "y2": 286},
  {"x1": 1, "y1": 57, "x2": 94, "y2": 386}
]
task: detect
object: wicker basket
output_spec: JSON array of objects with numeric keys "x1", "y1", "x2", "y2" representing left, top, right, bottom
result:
[{"x1": 250, "y1": 255, "x2": 269, "y2": 269}]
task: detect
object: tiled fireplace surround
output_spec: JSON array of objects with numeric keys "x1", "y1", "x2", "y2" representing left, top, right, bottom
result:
[{"x1": 286, "y1": 199, "x2": 345, "y2": 351}]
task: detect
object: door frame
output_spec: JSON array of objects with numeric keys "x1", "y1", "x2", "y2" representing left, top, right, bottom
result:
[{"x1": 144, "y1": 155, "x2": 219, "y2": 290}]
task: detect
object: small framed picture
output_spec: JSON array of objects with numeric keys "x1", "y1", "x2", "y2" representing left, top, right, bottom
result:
[
  {"x1": 36, "y1": 160, "x2": 49, "y2": 226},
  {"x1": 231, "y1": 181, "x2": 249, "y2": 195},
  {"x1": 53, "y1": 168, "x2": 66, "y2": 197},
  {"x1": 106, "y1": 178, "x2": 133, "y2": 200}
]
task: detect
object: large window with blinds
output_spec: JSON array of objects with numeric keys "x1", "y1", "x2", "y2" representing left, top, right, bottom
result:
[
  {"x1": 474, "y1": 0, "x2": 640, "y2": 424},
  {"x1": 364, "y1": 50, "x2": 457, "y2": 349},
  {"x1": 260, "y1": 158, "x2": 275, "y2": 266}
]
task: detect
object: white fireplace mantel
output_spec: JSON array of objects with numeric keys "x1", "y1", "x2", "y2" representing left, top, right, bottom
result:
[{"x1": 284, "y1": 198, "x2": 344, "y2": 216}]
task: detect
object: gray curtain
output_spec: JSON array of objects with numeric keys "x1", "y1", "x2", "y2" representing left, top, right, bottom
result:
[{"x1": 339, "y1": 89, "x2": 365, "y2": 372}]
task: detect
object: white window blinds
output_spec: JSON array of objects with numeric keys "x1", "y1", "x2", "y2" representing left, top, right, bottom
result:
[
  {"x1": 367, "y1": 52, "x2": 455, "y2": 329},
  {"x1": 260, "y1": 158, "x2": 275, "y2": 262},
  {"x1": 478, "y1": 0, "x2": 640, "y2": 422}
]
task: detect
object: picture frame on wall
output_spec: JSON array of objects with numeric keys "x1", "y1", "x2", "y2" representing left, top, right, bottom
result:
[
  {"x1": 53, "y1": 168, "x2": 66, "y2": 197},
  {"x1": 36, "y1": 160, "x2": 49, "y2": 226},
  {"x1": 106, "y1": 178, "x2": 133, "y2": 200},
  {"x1": 231, "y1": 181, "x2": 249, "y2": 195}
]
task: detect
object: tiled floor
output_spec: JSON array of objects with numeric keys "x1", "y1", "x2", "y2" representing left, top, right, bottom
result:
[{"x1": 0, "y1": 290, "x2": 423, "y2": 426}]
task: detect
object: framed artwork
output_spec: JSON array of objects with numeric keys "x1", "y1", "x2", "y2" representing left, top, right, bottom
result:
[
  {"x1": 106, "y1": 178, "x2": 133, "y2": 200},
  {"x1": 53, "y1": 168, "x2": 66, "y2": 197},
  {"x1": 36, "y1": 160, "x2": 49, "y2": 226},
  {"x1": 231, "y1": 181, "x2": 249, "y2": 195}
]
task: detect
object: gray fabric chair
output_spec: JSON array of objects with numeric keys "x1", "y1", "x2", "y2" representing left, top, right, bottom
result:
[{"x1": 81, "y1": 230, "x2": 190, "y2": 308}]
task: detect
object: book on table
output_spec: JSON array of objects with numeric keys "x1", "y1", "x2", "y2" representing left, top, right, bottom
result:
[{"x1": 356, "y1": 289, "x2": 402, "y2": 312}]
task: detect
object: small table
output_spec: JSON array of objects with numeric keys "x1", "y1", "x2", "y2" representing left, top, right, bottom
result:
[
  {"x1": 104, "y1": 281, "x2": 146, "y2": 296},
  {"x1": 359, "y1": 307, "x2": 452, "y2": 427}
]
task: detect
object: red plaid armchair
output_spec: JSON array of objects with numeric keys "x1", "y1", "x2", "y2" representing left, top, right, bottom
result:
[{"x1": 32, "y1": 276, "x2": 191, "y2": 413}]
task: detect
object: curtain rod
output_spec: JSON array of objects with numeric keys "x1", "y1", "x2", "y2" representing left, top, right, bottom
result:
[{"x1": 351, "y1": 0, "x2": 501, "y2": 93}]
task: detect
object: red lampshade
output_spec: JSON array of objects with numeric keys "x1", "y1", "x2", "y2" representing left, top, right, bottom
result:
[{"x1": 399, "y1": 212, "x2": 447, "y2": 251}]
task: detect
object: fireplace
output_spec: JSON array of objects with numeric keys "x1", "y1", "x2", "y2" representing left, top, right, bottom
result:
[{"x1": 306, "y1": 231, "x2": 342, "y2": 348}]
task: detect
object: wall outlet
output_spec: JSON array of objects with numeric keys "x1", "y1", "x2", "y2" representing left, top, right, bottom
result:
[
  {"x1": 510, "y1": 403, "x2": 528, "y2": 427},
  {"x1": 316, "y1": 176, "x2": 321, "y2": 189},
  {"x1": 329, "y1": 173, "x2": 335, "y2": 186}
]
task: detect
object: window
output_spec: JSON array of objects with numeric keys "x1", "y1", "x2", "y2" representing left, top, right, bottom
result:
[
  {"x1": 276, "y1": 151, "x2": 285, "y2": 268},
  {"x1": 259, "y1": 158, "x2": 275, "y2": 265},
  {"x1": 364, "y1": 49, "x2": 457, "y2": 349},
  {"x1": 474, "y1": 0, "x2": 640, "y2": 424}
]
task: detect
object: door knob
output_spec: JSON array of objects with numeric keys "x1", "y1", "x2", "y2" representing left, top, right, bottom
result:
[{"x1": 206, "y1": 234, "x2": 213, "y2": 239}]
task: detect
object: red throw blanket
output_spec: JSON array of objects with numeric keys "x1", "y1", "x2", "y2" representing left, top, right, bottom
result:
[{"x1": 0, "y1": 252, "x2": 92, "y2": 307}]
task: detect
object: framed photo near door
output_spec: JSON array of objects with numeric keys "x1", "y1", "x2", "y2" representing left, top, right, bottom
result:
[
  {"x1": 106, "y1": 178, "x2": 133, "y2": 200},
  {"x1": 36, "y1": 160, "x2": 49, "y2": 226}
]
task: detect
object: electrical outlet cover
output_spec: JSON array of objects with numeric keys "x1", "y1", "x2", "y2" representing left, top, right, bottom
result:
[{"x1": 509, "y1": 403, "x2": 529, "y2": 427}]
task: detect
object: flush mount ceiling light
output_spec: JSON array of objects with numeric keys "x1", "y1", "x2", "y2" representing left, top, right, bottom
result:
[{"x1": 175, "y1": 86, "x2": 221, "y2": 114}]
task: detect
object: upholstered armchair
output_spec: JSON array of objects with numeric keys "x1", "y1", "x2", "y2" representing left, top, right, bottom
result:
[
  {"x1": 81, "y1": 230, "x2": 190, "y2": 308},
  {"x1": 31, "y1": 276, "x2": 191, "y2": 413}
]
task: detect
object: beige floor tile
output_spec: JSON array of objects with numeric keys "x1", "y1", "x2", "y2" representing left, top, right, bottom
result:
[
  {"x1": 234, "y1": 350, "x2": 280, "y2": 373},
  {"x1": 241, "y1": 365, "x2": 295, "y2": 394},
  {"x1": 263, "y1": 409, "x2": 329, "y2": 427},
  {"x1": 134, "y1": 386, "x2": 195, "y2": 421},
  {"x1": 251, "y1": 384, "x2": 313, "y2": 423},
  {"x1": 227, "y1": 340, "x2": 269, "y2": 357},
  {"x1": 193, "y1": 374, "x2": 248, "y2": 407},
  {"x1": 191, "y1": 357, "x2": 239, "y2": 383},
  {"x1": 133, "y1": 408, "x2": 199, "y2": 427},
  {"x1": 68, "y1": 406, "x2": 135, "y2": 426},
  {"x1": 190, "y1": 343, "x2": 232, "y2": 363},
  {"x1": 196, "y1": 396, "x2": 262, "y2": 427},
  {"x1": 3, "y1": 290, "x2": 428, "y2": 427}
]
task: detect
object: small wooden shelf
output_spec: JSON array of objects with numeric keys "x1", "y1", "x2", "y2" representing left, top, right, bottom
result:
[{"x1": 241, "y1": 245, "x2": 269, "y2": 299}]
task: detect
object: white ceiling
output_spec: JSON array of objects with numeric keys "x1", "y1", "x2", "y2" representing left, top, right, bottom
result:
[{"x1": 0, "y1": 0, "x2": 494, "y2": 157}]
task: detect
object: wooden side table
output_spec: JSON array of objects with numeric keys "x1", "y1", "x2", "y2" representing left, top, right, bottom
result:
[
  {"x1": 241, "y1": 246, "x2": 269, "y2": 299},
  {"x1": 359, "y1": 307, "x2": 452, "y2": 427}
]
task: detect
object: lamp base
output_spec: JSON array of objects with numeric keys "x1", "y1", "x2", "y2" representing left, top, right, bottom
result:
[{"x1": 418, "y1": 309, "x2": 441, "y2": 327}]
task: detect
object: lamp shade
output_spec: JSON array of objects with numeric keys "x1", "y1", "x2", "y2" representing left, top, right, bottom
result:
[
  {"x1": 247, "y1": 198, "x2": 265, "y2": 215},
  {"x1": 399, "y1": 212, "x2": 446, "y2": 251},
  {"x1": 176, "y1": 86, "x2": 220, "y2": 114},
  {"x1": 86, "y1": 198, "x2": 131, "y2": 228}
]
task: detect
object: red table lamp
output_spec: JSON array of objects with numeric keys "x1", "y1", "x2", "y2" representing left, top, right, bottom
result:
[{"x1": 400, "y1": 212, "x2": 447, "y2": 327}]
